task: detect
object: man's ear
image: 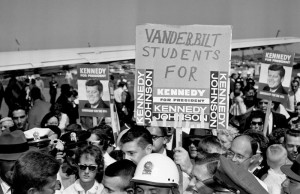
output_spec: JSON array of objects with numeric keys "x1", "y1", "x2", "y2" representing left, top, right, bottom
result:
[{"x1": 145, "y1": 144, "x2": 153, "y2": 154}]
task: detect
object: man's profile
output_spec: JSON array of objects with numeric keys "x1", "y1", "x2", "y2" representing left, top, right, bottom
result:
[
  {"x1": 84, "y1": 79, "x2": 109, "y2": 108},
  {"x1": 262, "y1": 64, "x2": 288, "y2": 94}
]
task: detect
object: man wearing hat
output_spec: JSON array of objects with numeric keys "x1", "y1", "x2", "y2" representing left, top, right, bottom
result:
[
  {"x1": 0, "y1": 130, "x2": 30, "y2": 194},
  {"x1": 281, "y1": 154, "x2": 300, "y2": 194}
]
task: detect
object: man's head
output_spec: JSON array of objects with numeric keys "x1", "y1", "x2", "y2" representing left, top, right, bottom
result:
[
  {"x1": 131, "y1": 153, "x2": 179, "y2": 194},
  {"x1": 257, "y1": 98, "x2": 274, "y2": 113},
  {"x1": 86, "y1": 79, "x2": 104, "y2": 106},
  {"x1": 284, "y1": 129, "x2": 300, "y2": 162},
  {"x1": 291, "y1": 80, "x2": 299, "y2": 93},
  {"x1": 11, "y1": 104, "x2": 28, "y2": 131},
  {"x1": 118, "y1": 81, "x2": 128, "y2": 91},
  {"x1": 103, "y1": 160, "x2": 136, "y2": 194},
  {"x1": 87, "y1": 125, "x2": 115, "y2": 154},
  {"x1": 120, "y1": 125, "x2": 153, "y2": 164},
  {"x1": 189, "y1": 153, "x2": 220, "y2": 194},
  {"x1": 227, "y1": 135, "x2": 258, "y2": 170},
  {"x1": 267, "y1": 64, "x2": 285, "y2": 90},
  {"x1": 30, "y1": 87, "x2": 43, "y2": 101},
  {"x1": 281, "y1": 155, "x2": 300, "y2": 194},
  {"x1": 12, "y1": 151, "x2": 60, "y2": 194},
  {"x1": 249, "y1": 111, "x2": 265, "y2": 132},
  {"x1": 0, "y1": 130, "x2": 30, "y2": 185},
  {"x1": 146, "y1": 126, "x2": 168, "y2": 154}
]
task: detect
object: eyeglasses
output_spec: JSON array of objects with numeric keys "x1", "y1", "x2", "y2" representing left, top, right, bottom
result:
[
  {"x1": 151, "y1": 135, "x2": 164, "y2": 141},
  {"x1": 78, "y1": 164, "x2": 98, "y2": 171},
  {"x1": 188, "y1": 139, "x2": 201, "y2": 146},
  {"x1": 251, "y1": 121, "x2": 263, "y2": 126},
  {"x1": 226, "y1": 150, "x2": 250, "y2": 161}
]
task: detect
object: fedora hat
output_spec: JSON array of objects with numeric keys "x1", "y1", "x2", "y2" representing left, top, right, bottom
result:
[
  {"x1": 281, "y1": 154, "x2": 300, "y2": 182},
  {"x1": 0, "y1": 130, "x2": 29, "y2": 160}
]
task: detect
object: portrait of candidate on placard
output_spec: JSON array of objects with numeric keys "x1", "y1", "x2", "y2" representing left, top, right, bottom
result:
[
  {"x1": 84, "y1": 79, "x2": 109, "y2": 109},
  {"x1": 260, "y1": 63, "x2": 291, "y2": 95}
]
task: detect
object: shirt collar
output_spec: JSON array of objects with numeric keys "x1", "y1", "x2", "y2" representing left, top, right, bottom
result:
[
  {"x1": 0, "y1": 178, "x2": 11, "y2": 194},
  {"x1": 74, "y1": 179, "x2": 100, "y2": 194}
]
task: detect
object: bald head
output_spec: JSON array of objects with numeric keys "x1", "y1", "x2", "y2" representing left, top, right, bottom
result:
[{"x1": 229, "y1": 135, "x2": 258, "y2": 170}]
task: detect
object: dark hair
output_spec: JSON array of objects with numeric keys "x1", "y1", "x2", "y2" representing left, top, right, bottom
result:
[
  {"x1": 30, "y1": 87, "x2": 42, "y2": 101},
  {"x1": 284, "y1": 129, "x2": 300, "y2": 142},
  {"x1": 11, "y1": 103, "x2": 27, "y2": 114},
  {"x1": 243, "y1": 130, "x2": 269, "y2": 154},
  {"x1": 12, "y1": 151, "x2": 60, "y2": 194},
  {"x1": 86, "y1": 79, "x2": 103, "y2": 93},
  {"x1": 72, "y1": 90, "x2": 78, "y2": 98},
  {"x1": 60, "y1": 84, "x2": 72, "y2": 97},
  {"x1": 75, "y1": 145, "x2": 104, "y2": 183},
  {"x1": 120, "y1": 125, "x2": 153, "y2": 149},
  {"x1": 268, "y1": 64, "x2": 285, "y2": 78},
  {"x1": 47, "y1": 125, "x2": 62, "y2": 139},
  {"x1": 250, "y1": 110, "x2": 265, "y2": 122},
  {"x1": 88, "y1": 125, "x2": 115, "y2": 152},
  {"x1": 269, "y1": 128, "x2": 288, "y2": 144},
  {"x1": 118, "y1": 81, "x2": 127, "y2": 88},
  {"x1": 194, "y1": 153, "x2": 220, "y2": 177},
  {"x1": 65, "y1": 123, "x2": 82, "y2": 132},
  {"x1": 40, "y1": 112, "x2": 59, "y2": 128},
  {"x1": 105, "y1": 159, "x2": 136, "y2": 179},
  {"x1": 31, "y1": 79, "x2": 36, "y2": 85}
]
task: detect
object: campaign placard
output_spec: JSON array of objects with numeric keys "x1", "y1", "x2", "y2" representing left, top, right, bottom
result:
[
  {"x1": 135, "y1": 24, "x2": 232, "y2": 129},
  {"x1": 77, "y1": 64, "x2": 111, "y2": 117},
  {"x1": 257, "y1": 50, "x2": 294, "y2": 103}
]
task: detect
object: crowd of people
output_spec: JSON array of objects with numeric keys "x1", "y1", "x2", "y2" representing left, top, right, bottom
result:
[{"x1": 1, "y1": 70, "x2": 300, "y2": 194}]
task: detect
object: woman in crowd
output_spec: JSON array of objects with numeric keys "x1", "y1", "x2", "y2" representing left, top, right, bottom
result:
[{"x1": 63, "y1": 145, "x2": 104, "y2": 194}]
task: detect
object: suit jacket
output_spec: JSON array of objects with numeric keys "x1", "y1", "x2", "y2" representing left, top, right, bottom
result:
[
  {"x1": 84, "y1": 99, "x2": 109, "y2": 109},
  {"x1": 166, "y1": 149, "x2": 174, "y2": 160},
  {"x1": 262, "y1": 84, "x2": 288, "y2": 95}
]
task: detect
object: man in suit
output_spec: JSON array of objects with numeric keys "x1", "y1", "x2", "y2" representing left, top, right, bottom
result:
[
  {"x1": 262, "y1": 64, "x2": 288, "y2": 94},
  {"x1": 147, "y1": 126, "x2": 174, "y2": 159},
  {"x1": 84, "y1": 79, "x2": 109, "y2": 109}
]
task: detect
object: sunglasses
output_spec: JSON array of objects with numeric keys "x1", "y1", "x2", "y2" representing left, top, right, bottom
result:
[
  {"x1": 188, "y1": 139, "x2": 201, "y2": 146},
  {"x1": 78, "y1": 164, "x2": 98, "y2": 172},
  {"x1": 251, "y1": 121, "x2": 263, "y2": 126},
  {"x1": 258, "y1": 101, "x2": 268, "y2": 105}
]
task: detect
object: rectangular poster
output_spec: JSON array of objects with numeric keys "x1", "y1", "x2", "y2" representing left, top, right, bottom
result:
[
  {"x1": 257, "y1": 50, "x2": 294, "y2": 104},
  {"x1": 77, "y1": 64, "x2": 111, "y2": 118},
  {"x1": 135, "y1": 24, "x2": 232, "y2": 129}
]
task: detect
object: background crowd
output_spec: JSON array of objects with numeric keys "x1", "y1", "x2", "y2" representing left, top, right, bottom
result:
[{"x1": 0, "y1": 70, "x2": 300, "y2": 194}]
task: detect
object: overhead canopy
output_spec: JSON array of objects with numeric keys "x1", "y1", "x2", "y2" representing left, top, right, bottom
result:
[{"x1": 0, "y1": 37, "x2": 300, "y2": 76}]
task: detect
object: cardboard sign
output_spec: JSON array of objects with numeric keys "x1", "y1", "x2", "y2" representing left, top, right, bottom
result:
[
  {"x1": 135, "y1": 24, "x2": 232, "y2": 129},
  {"x1": 257, "y1": 50, "x2": 294, "y2": 103},
  {"x1": 77, "y1": 64, "x2": 111, "y2": 117}
]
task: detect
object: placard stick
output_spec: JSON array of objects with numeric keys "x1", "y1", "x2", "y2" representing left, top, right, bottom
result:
[
  {"x1": 263, "y1": 100, "x2": 272, "y2": 137},
  {"x1": 175, "y1": 126, "x2": 183, "y2": 194}
]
